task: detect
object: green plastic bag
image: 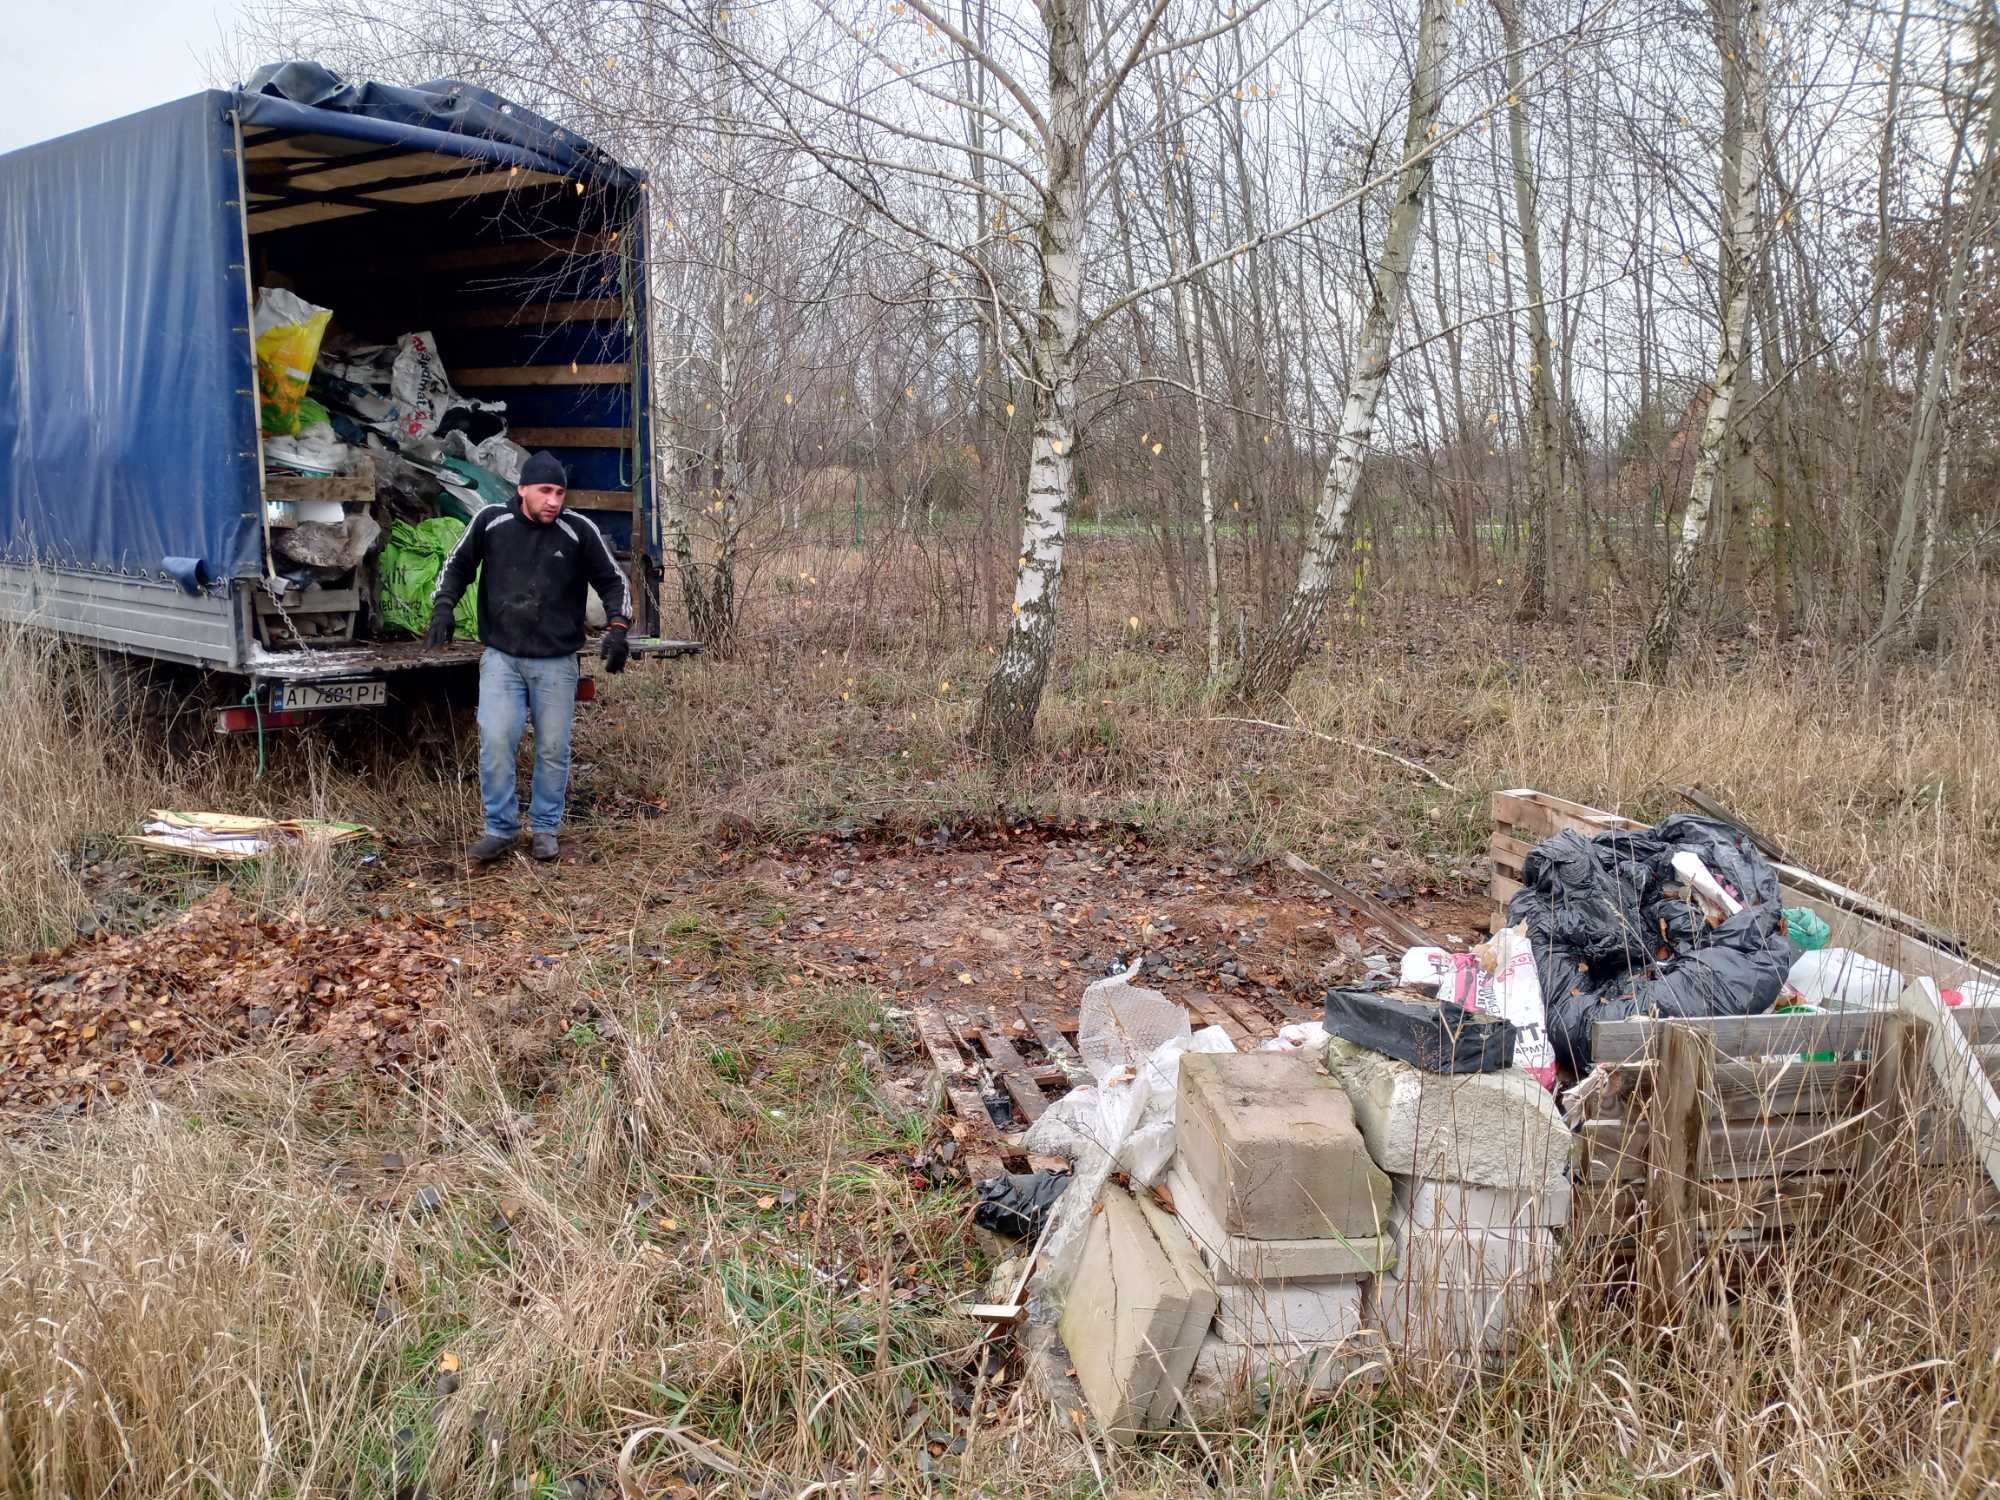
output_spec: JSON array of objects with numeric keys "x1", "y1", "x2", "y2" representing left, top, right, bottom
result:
[
  {"x1": 379, "y1": 517, "x2": 478, "y2": 638},
  {"x1": 1784, "y1": 906, "x2": 1831, "y2": 951}
]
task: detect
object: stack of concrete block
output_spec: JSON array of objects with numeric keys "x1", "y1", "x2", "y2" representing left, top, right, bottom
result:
[
  {"x1": 1324, "y1": 1037, "x2": 1573, "y2": 1362},
  {"x1": 1163, "y1": 1052, "x2": 1396, "y2": 1411}
]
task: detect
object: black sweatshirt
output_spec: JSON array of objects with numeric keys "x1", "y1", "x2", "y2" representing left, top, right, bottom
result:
[{"x1": 430, "y1": 499, "x2": 632, "y2": 658}]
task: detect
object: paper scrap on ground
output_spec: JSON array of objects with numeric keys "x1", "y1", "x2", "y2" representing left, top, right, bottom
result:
[{"x1": 127, "y1": 810, "x2": 374, "y2": 863}]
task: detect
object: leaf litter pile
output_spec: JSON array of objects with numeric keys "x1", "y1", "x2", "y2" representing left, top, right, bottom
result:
[{"x1": 0, "y1": 888, "x2": 484, "y2": 1117}]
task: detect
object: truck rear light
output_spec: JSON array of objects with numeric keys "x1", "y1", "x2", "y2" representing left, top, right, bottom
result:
[{"x1": 213, "y1": 705, "x2": 309, "y2": 733}]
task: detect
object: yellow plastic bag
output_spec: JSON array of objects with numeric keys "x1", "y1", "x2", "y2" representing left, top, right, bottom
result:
[{"x1": 252, "y1": 287, "x2": 333, "y2": 435}]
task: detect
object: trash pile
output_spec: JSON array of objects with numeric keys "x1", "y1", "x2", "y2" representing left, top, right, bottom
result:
[
  {"x1": 0, "y1": 889, "x2": 474, "y2": 1117},
  {"x1": 1506, "y1": 814, "x2": 1796, "y2": 1071},
  {"x1": 1008, "y1": 954, "x2": 1573, "y2": 1438},
  {"x1": 995, "y1": 806, "x2": 2000, "y2": 1435},
  {"x1": 251, "y1": 286, "x2": 535, "y2": 632}
]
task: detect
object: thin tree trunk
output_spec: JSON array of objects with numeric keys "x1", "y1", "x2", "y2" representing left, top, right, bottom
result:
[
  {"x1": 1877, "y1": 41, "x2": 2000, "y2": 644},
  {"x1": 972, "y1": 0, "x2": 1085, "y2": 761},
  {"x1": 1628, "y1": 0, "x2": 1771, "y2": 680},
  {"x1": 1839, "y1": 0, "x2": 1913, "y2": 630},
  {"x1": 1495, "y1": 0, "x2": 1562, "y2": 623},
  {"x1": 1913, "y1": 346, "x2": 1959, "y2": 624},
  {"x1": 1230, "y1": 0, "x2": 1451, "y2": 703}
]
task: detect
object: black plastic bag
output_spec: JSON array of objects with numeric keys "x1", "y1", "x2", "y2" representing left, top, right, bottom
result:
[
  {"x1": 1323, "y1": 983, "x2": 1517, "y2": 1073},
  {"x1": 973, "y1": 1170, "x2": 1070, "y2": 1238},
  {"x1": 1508, "y1": 814, "x2": 1792, "y2": 1072}
]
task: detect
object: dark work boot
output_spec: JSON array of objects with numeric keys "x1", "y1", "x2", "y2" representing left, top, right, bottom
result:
[
  {"x1": 469, "y1": 832, "x2": 516, "y2": 863},
  {"x1": 530, "y1": 832, "x2": 559, "y2": 862}
]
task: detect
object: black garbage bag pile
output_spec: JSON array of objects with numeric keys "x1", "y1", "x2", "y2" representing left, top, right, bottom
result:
[{"x1": 1506, "y1": 814, "x2": 1795, "y2": 1072}]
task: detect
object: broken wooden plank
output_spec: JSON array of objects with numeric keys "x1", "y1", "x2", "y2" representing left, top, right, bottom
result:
[
  {"x1": 912, "y1": 1006, "x2": 1007, "y2": 1181},
  {"x1": 1902, "y1": 979, "x2": 2000, "y2": 1195},
  {"x1": 960, "y1": 1302, "x2": 1028, "y2": 1325},
  {"x1": 972, "y1": 1010, "x2": 1048, "y2": 1124},
  {"x1": 1282, "y1": 850, "x2": 1438, "y2": 949}
]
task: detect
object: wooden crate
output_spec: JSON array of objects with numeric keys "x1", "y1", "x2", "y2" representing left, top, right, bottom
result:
[
  {"x1": 1491, "y1": 789, "x2": 2000, "y2": 1295},
  {"x1": 1569, "y1": 1006, "x2": 2000, "y2": 1296}
]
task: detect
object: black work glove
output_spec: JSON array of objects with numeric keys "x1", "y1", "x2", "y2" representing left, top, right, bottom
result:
[
  {"x1": 424, "y1": 603, "x2": 455, "y2": 647},
  {"x1": 600, "y1": 623, "x2": 630, "y2": 674}
]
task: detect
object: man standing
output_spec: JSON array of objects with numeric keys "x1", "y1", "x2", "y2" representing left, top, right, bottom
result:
[{"x1": 427, "y1": 450, "x2": 631, "y2": 862}]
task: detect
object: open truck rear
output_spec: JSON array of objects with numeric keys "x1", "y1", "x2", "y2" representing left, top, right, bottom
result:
[{"x1": 0, "y1": 63, "x2": 683, "y2": 730}]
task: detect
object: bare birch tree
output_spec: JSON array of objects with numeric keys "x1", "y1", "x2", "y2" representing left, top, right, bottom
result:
[
  {"x1": 1627, "y1": 0, "x2": 1772, "y2": 680},
  {"x1": 1229, "y1": 0, "x2": 1452, "y2": 703}
]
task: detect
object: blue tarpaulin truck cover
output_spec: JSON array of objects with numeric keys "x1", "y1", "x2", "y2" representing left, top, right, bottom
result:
[
  {"x1": 0, "y1": 63, "x2": 638, "y2": 588},
  {"x1": 0, "y1": 93, "x2": 263, "y2": 583}
]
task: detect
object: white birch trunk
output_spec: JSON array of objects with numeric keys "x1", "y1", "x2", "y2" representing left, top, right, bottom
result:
[
  {"x1": 1913, "y1": 352, "x2": 1954, "y2": 622},
  {"x1": 1628, "y1": 0, "x2": 1770, "y2": 680},
  {"x1": 1231, "y1": 0, "x2": 1451, "y2": 702},
  {"x1": 972, "y1": 0, "x2": 1085, "y2": 761}
]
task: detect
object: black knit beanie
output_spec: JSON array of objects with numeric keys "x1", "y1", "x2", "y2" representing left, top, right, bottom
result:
[{"x1": 518, "y1": 450, "x2": 568, "y2": 488}]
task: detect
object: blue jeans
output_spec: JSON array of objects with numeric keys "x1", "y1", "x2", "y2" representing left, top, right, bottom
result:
[{"x1": 477, "y1": 648, "x2": 579, "y2": 838}]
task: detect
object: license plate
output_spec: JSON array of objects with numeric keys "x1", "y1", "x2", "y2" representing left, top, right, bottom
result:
[{"x1": 273, "y1": 678, "x2": 387, "y2": 712}]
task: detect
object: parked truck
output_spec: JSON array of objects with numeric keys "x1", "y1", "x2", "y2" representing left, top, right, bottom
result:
[{"x1": 0, "y1": 63, "x2": 689, "y2": 731}]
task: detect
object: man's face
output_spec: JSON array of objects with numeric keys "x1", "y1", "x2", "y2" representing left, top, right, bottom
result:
[{"x1": 520, "y1": 482, "x2": 566, "y2": 523}]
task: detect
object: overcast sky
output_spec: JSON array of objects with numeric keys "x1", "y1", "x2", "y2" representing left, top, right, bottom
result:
[{"x1": 6, "y1": 1, "x2": 247, "y2": 155}]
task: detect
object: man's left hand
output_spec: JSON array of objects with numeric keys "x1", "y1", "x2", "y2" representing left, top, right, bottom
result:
[{"x1": 600, "y1": 623, "x2": 630, "y2": 674}]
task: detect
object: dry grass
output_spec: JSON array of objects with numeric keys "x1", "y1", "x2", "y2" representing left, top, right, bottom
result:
[{"x1": 4, "y1": 541, "x2": 2000, "y2": 1494}]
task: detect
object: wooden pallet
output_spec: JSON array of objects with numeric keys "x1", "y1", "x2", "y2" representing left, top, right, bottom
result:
[{"x1": 913, "y1": 990, "x2": 1305, "y2": 1182}]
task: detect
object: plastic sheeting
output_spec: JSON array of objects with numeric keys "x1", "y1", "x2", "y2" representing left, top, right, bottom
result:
[
  {"x1": 0, "y1": 93, "x2": 263, "y2": 580},
  {"x1": 1508, "y1": 814, "x2": 1795, "y2": 1072},
  {"x1": 240, "y1": 62, "x2": 637, "y2": 185}
]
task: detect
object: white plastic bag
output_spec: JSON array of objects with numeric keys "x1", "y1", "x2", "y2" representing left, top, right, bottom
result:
[
  {"x1": 1786, "y1": 947, "x2": 1904, "y2": 1011},
  {"x1": 1259, "y1": 1020, "x2": 1329, "y2": 1053},
  {"x1": 1028, "y1": 1024, "x2": 1234, "y2": 1315},
  {"x1": 1076, "y1": 963, "x2": 1188, "y2": 1082}
]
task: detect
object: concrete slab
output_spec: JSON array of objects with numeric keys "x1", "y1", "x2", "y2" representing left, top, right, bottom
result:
[
  {"x1": 1176, "y1": 1051, "x2": 1392, "y2": 1240},
  {"x1": 1165, "y1": 1166, "x2": 1396, "y2": 1284},
  {"x1": 1370, "y1": 1267, "x2": 1525, "y2": 1359},
  {"x1": 1391, "y1": 1216, "x2": 1557, "y2": 1285},
  {"x1": 1186, "y1": 1330, "x2": 1388, "y2": 1420},
  {"x1": 1135, "y1": 1193, "x2": 1219, "y2": 1426},
  {"x1": 1395, "y1": 1175, "x2": 1571, "y2": 1231},
  {"x1": 1058, "y1": 1183, "x2": 1215, "y2": 1442},
  {"x1": 1212, "y1": 1277, "x2": 1368, "y2": 1347},
  {"x1": 1324, "y1": 1039, "x2": 1572, "y2": 1192}
]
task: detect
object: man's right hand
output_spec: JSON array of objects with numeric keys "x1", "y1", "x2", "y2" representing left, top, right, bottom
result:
[{"x1": 424, "y1": 604, "x2": 455, "y2": 647}]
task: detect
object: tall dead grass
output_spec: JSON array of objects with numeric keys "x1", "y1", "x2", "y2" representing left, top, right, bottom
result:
[{"x1": 5, "y1": 543, "x2": 2000, "y2": 1494}]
